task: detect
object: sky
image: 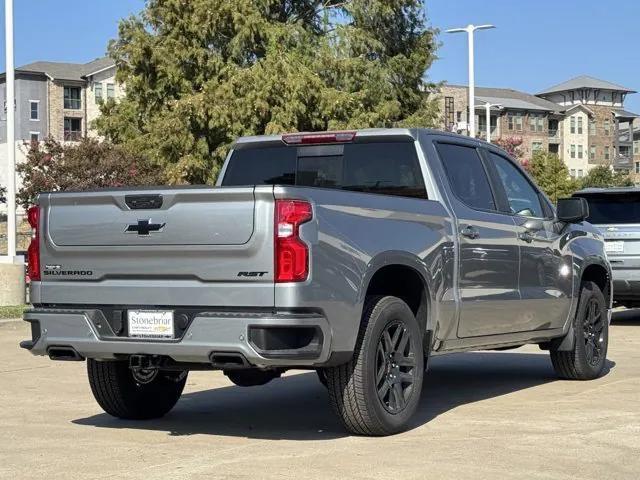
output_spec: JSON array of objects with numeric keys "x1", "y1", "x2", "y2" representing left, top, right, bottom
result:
[{"x1": 0, "y1": 0, "x2": 639, "y2": 112}]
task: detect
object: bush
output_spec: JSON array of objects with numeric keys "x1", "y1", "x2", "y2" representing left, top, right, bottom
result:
[
  {"x1": 527, "y1": 151, "x2": 581, "y2": 203},
  {"x1": 17, "y1": 137, "x2": 166, "y2": 208},
  {"x1": 580, "y1": 165, "x2": 633, "y2": 189}
]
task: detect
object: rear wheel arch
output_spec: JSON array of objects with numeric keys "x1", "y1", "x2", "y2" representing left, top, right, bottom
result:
[{"x1": 362, "y1": 260, "x2": 431, "y2": 351}]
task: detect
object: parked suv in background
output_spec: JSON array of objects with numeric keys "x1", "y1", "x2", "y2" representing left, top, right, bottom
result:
[
  {"x1": 574, "y1": 187, "x2": 640, "y2": 308},
  {"x1": 22, "y1": 129, "x2": 611, "y2": 436}
]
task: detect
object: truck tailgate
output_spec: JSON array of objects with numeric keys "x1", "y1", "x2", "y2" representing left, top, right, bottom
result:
[{"x1": 35, "y1": 186, "x2": 276, "y2": 307}]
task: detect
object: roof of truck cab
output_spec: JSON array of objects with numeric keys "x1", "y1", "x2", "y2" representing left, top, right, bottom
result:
[{"x1": 233, "y1": 128, "x2": 490, "y2": 147}]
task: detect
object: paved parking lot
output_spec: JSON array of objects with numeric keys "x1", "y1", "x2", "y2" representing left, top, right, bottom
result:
[{"x1": 1, "y1": 312, "x2": 639, "y2": 480}]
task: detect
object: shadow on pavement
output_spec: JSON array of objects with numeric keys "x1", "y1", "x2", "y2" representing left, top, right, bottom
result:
[
  {"x1": 73, "y1": 351, "x2": 614, "y2": 440},
  {"x1": 611, "y1": 309, "x2": 640, "y2": 325}
]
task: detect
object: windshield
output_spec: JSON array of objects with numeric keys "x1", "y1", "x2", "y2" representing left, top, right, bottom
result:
[{"x1": 576, "y1": 193, "x2": 640, "y2": 225}]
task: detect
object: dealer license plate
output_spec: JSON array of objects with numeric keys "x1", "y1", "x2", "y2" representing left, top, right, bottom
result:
[
  {"x1": 127, "y1": 310, "x2": 174, "y2": 339},
  {"x1": 605, "y1": 241, "x2": 624, "y2": 253}
]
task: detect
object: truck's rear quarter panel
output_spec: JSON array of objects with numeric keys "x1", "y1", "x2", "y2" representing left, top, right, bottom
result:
[{"x1": 274, "y1": 185, "x2": 456, "y2": 354}]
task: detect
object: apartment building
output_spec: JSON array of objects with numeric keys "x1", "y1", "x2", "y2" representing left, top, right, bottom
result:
[
  {"x1": 438, "y1": 75, "x2": 637, "y2": 179},
  {"x1": 440, "y1": 84, "x2": 563, "y2": 160},
  {"x1": 0, "y1": 57, "x2": 123, "y2": 206}
]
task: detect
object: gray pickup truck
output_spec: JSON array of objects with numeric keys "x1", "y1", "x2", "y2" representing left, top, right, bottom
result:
[{"x1": 21, "y1": 128, "x2": 611, "y2": 436}]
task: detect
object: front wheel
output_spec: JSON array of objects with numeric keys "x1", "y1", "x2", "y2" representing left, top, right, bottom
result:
[
  {"x1": 550, "y1": 281, "x2": 609, "y2": 380},
  {"x1": 87, "y1": 359, "x2": 187, "y2": 419},
  {"x1": 325, "y1": 296, "x2": 424, "y2": 436}
]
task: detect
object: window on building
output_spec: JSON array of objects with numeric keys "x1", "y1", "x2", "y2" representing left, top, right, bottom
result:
[
  {"x1": 570, "y1": 169, "x2": 576, "y2": 177},
  {"x1": 578, "y1": 145, "x2": 583, "y2": 159},
  {"x1": 604, "y1": 119, "x2": 611, "y2": 136},
  {"x1": 94, "y1": 83, "x2": 103, "y2": 103},
  {"x1": 456, "y1": 111, "x2": 462, "y2": 122},
  {"x1": 106, "y1": 83, "x2": 115, "y2": 99},
  {"x1": 532, "y1": 141, "x2": 543, "y2": 152},
  {"x1": 29, "y1": 132, "x2": 39, "y2": 142},
  {"x1": 64, "y1": 117, "x2": 82, "y2": 141},
  {"x1": 570, "y1": 116, "x2": 576, "y2": 134},
  {"x1": 590, "y1": 145, "x2": 596, "y2": 160},
  {"x1": 444, "y1": 96, "x2": 454, "y2": 129},
  {"x1": 577, "y1": 117, "x2": 583, "y2": 134},
  {"x1": 529, "y1": 114, "x2": 544, "y2": 132},
  {"x1": 570, "y1": 144, "x2": 576, "y2": 158},
  {"x1": 29, "y1": 100, "x2": 39, "y2": 120},
  {"x1": 63, "y1": 86, "x2": 81, "y2": 109},
  {"x1": 634, "y1": 140, "x2": 640, "y2": 155},
  {"x1": 508, "y1": 113, "x2": 523, "y2": 132},
  {"x1": 578, "y1": 169, "x2": 584, "y2": 178},
  {"x1": 605, "y1": 146, "x2": 610, "y2": 160},
  {"x1": 589, "y1": 119, "x2": 596, "y2": 136},
  {"x1": 635, "y1": 162, "x2": 640, "y2": 174}
]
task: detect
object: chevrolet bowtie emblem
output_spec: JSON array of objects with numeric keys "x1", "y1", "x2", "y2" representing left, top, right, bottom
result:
[{"x1": 125, "y1": 219, "x2": 166, "y2": 236}]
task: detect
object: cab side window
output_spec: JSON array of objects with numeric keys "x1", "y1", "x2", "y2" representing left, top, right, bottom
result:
[
  {"x1": 488, "y1": 152, "x2": 544, "y2": 218},
  {"x1": 437, "y1": 143, "x2": 496, "y2": 211}
]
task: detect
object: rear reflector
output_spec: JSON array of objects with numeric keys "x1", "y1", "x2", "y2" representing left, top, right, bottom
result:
[
  {"x1": 282, "y1": 131, "x2": 356, "y2": 145},
  {"x1": 27, "y1": 205, "x2": 41, "y2": 281},
  {"x1": 275, "y1": 200, "x2": 312, "y2": 282}
]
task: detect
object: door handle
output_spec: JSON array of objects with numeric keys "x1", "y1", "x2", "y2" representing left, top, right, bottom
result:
[
  {"x1": 460, "y1": 225, "x2": 480, "y2": 239},
  {"x1": 518, "y1": 231, "x2": 534, "y2": 243}
]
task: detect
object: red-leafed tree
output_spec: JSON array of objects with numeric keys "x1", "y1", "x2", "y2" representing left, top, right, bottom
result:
[{"x1": 17, "y1": 137, "x2": 166, "y2": 208}]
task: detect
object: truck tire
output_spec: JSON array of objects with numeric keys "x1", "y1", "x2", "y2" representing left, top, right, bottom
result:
[
  {"x1": 550, "y1": 281, "x2": 608, "y2": 380},
  {"x1": 87, "y1": 359, "x2": 187, "y2": 420},
  {"x1": 325, "y1": 295, "x2": 424, "y2": 436}
]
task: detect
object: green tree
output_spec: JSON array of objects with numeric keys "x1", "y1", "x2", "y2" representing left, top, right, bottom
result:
[
  {"x1": 96, "y1": 0, "x2": 439, "y2": 184},
  {"x1": 17, "y1": 138, "x2": 166, "y2": 208},
  {"x1": 527, "y1": 151, "x2": 580, "y2": 203},
  {"x1": 580, "y1": 165, "x2": 633, "y2": 189},
  {"x1": 0, "y1": 185, "x2": 5, "y2": 204}
]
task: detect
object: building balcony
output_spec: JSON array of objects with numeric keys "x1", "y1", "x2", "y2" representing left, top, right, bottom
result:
[
  {"x1": 548, "y1": 129, "x2": 561, "y2": 143},
  {"x1": 63, "y1": 131, "x2": 82, "y2": 142},
  {"x1": 614, "y1": 154, "x2": 633, "y2": 170}
]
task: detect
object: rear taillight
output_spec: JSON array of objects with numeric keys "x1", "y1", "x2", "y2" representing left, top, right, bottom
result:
[
  {"x1": 275, "y1": 200, "x2": 312, "y2": 282},
  {"x1": 281, "y1": 131, "x2": 356, "y2": 145},
  {"x1": 27, "y1": 205, "x2": 41, "y2": 281}
]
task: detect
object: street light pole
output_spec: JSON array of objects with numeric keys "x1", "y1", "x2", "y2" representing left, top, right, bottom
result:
[
  {"x1": 446, "y1": 24, "x2": 495, "y2": 139},
  {"x1": 4, "y1": 0, "x2": 16, "y2": 260}
]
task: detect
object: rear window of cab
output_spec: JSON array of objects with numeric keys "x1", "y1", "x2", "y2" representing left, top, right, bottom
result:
[{"x1": 222, "y1": 142, "x2": 427, "y2": 200}]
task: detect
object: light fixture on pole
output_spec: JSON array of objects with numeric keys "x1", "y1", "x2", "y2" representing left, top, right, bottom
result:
[
  {"x1": 483, "y1": 102, "x2": 502, "y2": 143},
  {"x1": 445, "y1": 24, "x2": 495, "y2": 139}
]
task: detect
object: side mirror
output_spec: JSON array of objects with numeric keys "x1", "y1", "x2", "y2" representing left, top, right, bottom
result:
[{"x1": 557, "y1": 197, "x2": 589, "y2": 223}]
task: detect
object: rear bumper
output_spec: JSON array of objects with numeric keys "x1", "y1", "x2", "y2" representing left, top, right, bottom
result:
[{"x1": 20, "y1": 308, "x2": 345, "y2": 368}]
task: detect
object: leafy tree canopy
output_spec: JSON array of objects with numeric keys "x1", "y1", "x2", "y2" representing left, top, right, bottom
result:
[
  {"x1": 493, "y1": 137, "x2": 524, "y2": 162},
  {"x1": 95, "y1": 0, "x2": 439, "y2": 184},
  {"x1": 579, "y1": 165, "x2": 633, "y2": 189},
  {"x1": 527, "y1": 151, "x2": 580, "y2": 203},
  {"x1": 17, "y1": 138, "x2": 166, "y2": 208}
]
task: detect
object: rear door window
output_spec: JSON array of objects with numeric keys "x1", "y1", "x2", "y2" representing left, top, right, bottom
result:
[
  {"x1": 436, "y1": 143, "x2": 496, "y2": 211},
  {"x1": 222, "y1": 141, "x2": 427, "y2": 199}
]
